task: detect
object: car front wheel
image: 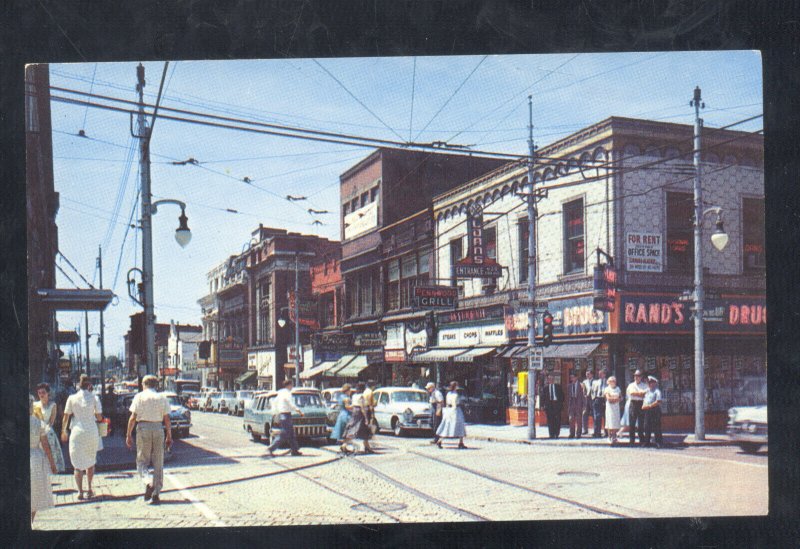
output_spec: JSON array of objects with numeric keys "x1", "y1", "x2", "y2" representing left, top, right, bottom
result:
[
  {"x1": 249, "y1": 427, "x2": 261, "y2": 442},
  {"x1": 739, "y1": 442, "x2": 762, "y2": 454},
  {"x1": 392, "y1": 418, "x2": 404, "y2": 437}
]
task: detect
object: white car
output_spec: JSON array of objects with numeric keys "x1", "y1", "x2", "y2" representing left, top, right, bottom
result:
[
  {"x1": 232, "y1": 390, "x2": 255, "y2": 416},
  {"x1": 372, "y1": 387, "x2": 433, "y2": 436},
  {"x1": 727, "y1": 405, "x2": 767, "y2": 453}
]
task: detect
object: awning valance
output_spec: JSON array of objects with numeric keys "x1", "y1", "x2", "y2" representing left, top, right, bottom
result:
[
  {"x1": 453, "y1": 347, "x2": 497, "y2": 362},
  {"x1": 235, "y1": 370, "x2": 257, "y2": 385},
  {"x1": 300, "y1": 361, "x2": 337, "y2": 379},
  {"x1": 333, "y1": 355, "x2": 369, "y2": 377},
  {"x1": 37, "y1": 288, "x2": 114, "y2": 311},
  {"x1": 497, "y1": 345, "x2": 526, "y2": 358},
  {"x1": 542, "y1": 342, "x2": 601, "y2": 359},
  {"x1": 327, "y1": 354, "x2": 357, "y2": 374},
  {"x1": 412, "y1": 348, "x2": 469, "y2": 363}
]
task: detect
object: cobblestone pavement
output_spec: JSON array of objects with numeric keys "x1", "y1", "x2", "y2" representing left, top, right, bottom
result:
[{"x1": 34, "y1": 411, "x2": 768, "y2": 530}]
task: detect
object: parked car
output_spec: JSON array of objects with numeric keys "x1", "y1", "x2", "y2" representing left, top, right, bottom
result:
[
  {"x1": 372, "y1": 387, "x2": 433, "y2": 436},
  {"x1": 182, "y1": 390, "x2": 200, "y2": 410},
  {"x1": 727, "y1": 404, "x2": 767, "y2": 453},
  {"x1": 243, "y1": 388, "x2": 329, "y2": 445},
  {"x1": 202, "y1": 390, "x2": 220, "y2": 412},
  {"x1": 232, "y1": 390, "x2": 255, "y2": 416},
  {"x1": 163, "y1": 392, "x2": 192, "y2": 438},
  {"x1": 211, "y1": 391, "x2": 236, "y2": 413}
]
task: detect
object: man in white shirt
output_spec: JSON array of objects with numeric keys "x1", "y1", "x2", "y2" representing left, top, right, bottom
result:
[
  {"x1": 581, "y1": 370, "x2": 594, "y2": 435},
  {"x1": 426, "y1": 382, "x2": 444, "y2": 444},
  {"x1": 642, "y1": 376, "x2": 663, "y2": 448},
  {"x1": 267, "y1": 379, "x2": 304, "y2": 457},
  {"x1": 126, "y1": 375, "x2": 172, "y2": 504},
  {"x1": 590, "y1": 369, "x2": 609, "y2": 438},
  {"x1": 626, "y1": 370, "x2": 648, "y2": 446}
]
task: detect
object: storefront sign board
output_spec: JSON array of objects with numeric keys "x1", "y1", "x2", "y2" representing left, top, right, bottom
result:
[
  {"x1": 626, "y1": 232, "x2": 663, "y2": 272},
  {"x1": 619, "y1": 294, "x2": 766, "y2": 334}
]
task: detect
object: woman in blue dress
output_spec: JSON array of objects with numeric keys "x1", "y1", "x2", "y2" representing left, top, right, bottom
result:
[
  {"x1": 330, "y1": 384, "x2": 352, "y2": 443},
  {"x1": 436, "y1": 381, "x2": 467, "y2": 449}
]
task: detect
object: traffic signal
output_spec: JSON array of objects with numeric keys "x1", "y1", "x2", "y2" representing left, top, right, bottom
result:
[
  {"x1": 198, "y1": 340, "x2": 211, "y2": 359},
  {"x1": 542, "y1": 310, "x2": 554, "y2": 347}
]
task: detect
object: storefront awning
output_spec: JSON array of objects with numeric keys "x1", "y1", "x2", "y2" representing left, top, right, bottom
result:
[
  {"x1": 412, "y1": 348, "x2": 469, "y2": 363},
  {"x1": 37, "y1": 288, "x2": 114, "y2": 311},
  {"x1": 497, "y1": 345, "x2": 526, "y2": 358},
  {"x1": 235, "y1": 370, "x2": 257, "y2": 385},
  {"x1": 333, "y1": 355, "x2": 369, "y2": 377},
  {"x1": 542, "y1": 342, "x2": 600, "y2": 359},
  {"x1": 301, "y1": 361, "x2": 337, "y2": 379},
  {"x1": 327, "y1": 354, "x2": 357, "y2": 374},
  {"x1": 453, "y1": 347, "x2": 497, "y2": 362}
]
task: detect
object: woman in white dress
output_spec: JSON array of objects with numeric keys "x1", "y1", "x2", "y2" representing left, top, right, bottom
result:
[
  {"x1": 603, "y1": 376, "x2": 622, "y2": 444},
  {"x1": 61, "y1": 374, "x2": 103, "y2": 500},
  {"x1": 436, "y1": 381, "x2": 467, "y2": 449},
  {"x1": 34, "y1": 383, "x2": 66, "y2": 473},
  {"x1": 30, "y1": 395, "x2": 57, "y2": 524}
]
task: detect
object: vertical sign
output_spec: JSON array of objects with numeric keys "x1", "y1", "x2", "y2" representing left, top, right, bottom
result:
[
  {"x1": 593, "y1": 264, "x2": 617, "y2": 312},
  {"x1": 454, "y1": 202, "x2": 503, "y2": 279}
]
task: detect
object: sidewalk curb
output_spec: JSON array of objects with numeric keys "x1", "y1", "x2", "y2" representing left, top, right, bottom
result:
[{"x1": 465, "y1": 434, "x2": 735, "y2": 448}]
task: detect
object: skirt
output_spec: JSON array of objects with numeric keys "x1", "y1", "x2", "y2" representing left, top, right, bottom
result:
[
  {"x1": 30, "y1": 448, "x2": 54, "y2": 512},
  {"x1": 436, "y1": 406, "x2": 466, "y2": 438},
  {"x1": 44, "y1": 426, "x2": 66, "y2": 473},
  {"x1": 342, "y1": 407, "x2": 372, "y2": 441},
  {"x1": 69, "y1": 424, "x2": 100, "y2": 471},
  {"x1": 330, "y1": 410, "x2": 351, "y2": 441},
  {"x1": 605, "y1": 400, "x2": 621, "y2": 430},
  {"x1": 620, "y1": 399, "x2": 631, "y2": 428}
]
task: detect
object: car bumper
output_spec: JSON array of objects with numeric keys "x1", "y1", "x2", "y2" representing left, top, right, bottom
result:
[
  {"x1": 727, "y1": 423, "x2": 767, "y2": 444},
  {"x1": 399, "y1": 418, "x2": 433, "y2": 430},
  {"x1": 171, "y1": 419, "x2": 192, "y2": 430},
  {"x1": 273, "y1": 425, "x2": 329, "y2": 438}
]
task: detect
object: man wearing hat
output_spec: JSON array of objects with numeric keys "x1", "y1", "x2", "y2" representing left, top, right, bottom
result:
[
  {"x1": 425, "y1": 382, "x2": 444, "y2": 444},
  {"x1": 625, "y1": 370, "x2": 648, "y2": 446},
  {"x1": 641, "y1": 376, "x2": 663, "y2": 448}
]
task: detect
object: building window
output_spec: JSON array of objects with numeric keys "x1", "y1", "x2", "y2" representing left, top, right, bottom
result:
[
  {"x1": 343, "y1": 203, "x2": 350, "y2": 216},
  {"x1": 370, "y1": 186, "x2": 379, "y2": 202},
  {"x1": 742, "y1": 197, "x2": 765, "y2": 271},
  {"x1": 563, "y1": 198, "x2": 585, "y2": 274},
  {"x1": 387, "y1": 259, "x2": 400, "y2": 310},
  {"x1": 518, "y1": 220, "x2": 529, "y2": 283},
  {"x1": 351, "y1": 198, "x2": 359, "y2": 212},
  {"x1": 360, "y1": 192, "x2": 369, "y2": 208},
  {"x1": 666, "y1": 191, "x2": 693, "y2": 273},
  {"x1": 450, "y1": 237, "x2": 463, "y2": 288}
]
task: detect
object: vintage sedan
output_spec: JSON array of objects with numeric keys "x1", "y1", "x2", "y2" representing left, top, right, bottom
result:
[
  {"x1": 232, "y1": 390, "x2": 255, "y2": 416},
  {"x1": 243, "y1": 388, "x2": 329, "y2": 446},
  {"x1": 727, "y1": 404, "x2": 767, "y2": 453},
  {"x1": 164, "y1": 392, "x2": 192, "y2": 438},
  {"x1": 372, "y1": 387, "x2": 433, "y2": 436}
]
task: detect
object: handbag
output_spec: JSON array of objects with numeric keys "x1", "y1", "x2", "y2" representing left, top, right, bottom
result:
[{"x1": 97, "y1": 418, "x2": 110, "y2": 437}]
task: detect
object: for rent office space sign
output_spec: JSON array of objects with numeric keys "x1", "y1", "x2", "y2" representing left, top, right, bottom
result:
[{"x1": 626, "y1": 232, "x2": 663, "y2": 272}]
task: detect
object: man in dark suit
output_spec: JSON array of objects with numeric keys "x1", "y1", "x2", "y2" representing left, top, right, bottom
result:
[
  {"x1": 540, "y1": 374, "x2": 563, "y2": 439},
  {"x1": 567, "y1": 371, "x2": 586, "y2": 439}
]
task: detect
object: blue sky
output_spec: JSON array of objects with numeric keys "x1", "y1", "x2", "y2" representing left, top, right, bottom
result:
[{"x1": 48, "y1": 51, "x2": 763, "y2": 357}]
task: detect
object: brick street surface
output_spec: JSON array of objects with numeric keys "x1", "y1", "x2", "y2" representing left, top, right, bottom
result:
[{"x1": 34, "y1": 411, "x2": 768, "y2": 530}]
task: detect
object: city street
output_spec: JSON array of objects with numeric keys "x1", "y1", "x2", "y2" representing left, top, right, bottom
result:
[{"x1": 34, "y1": 410, "x2": 767, "y2": 529}]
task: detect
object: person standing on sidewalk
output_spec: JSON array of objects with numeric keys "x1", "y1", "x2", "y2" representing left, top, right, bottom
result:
[
  {"x1": 362, "y1": 379, "x2": 377, "y2": 433},
  {"x1": 34, "y1": 383, "x2": 66, "y2": 473},
  {"x1": 342, "y1": 382, "x2": 374, "y2": 454},
  {"x1": 567, "y1": 372, "x2": 585, "y2": 439},
  {"x1": 591, "y1": 369, "x2": 608, "y2": 438},
  {"x1": 126, "y1": 375, "x2": 172, "y2": 505},
  {"x1": 61, "y1": 374, "x2": 103, "y2": 501},
  {"x1": 540, "y1": 374, "x2": 563, "y2": 439},
  {"x1": 436, "y1": 381, "x2": 467, "y2": 449},
  {"x1": 642, "y1": 376, "x2": 663, "y2": 448},
  {"x1": 267, "y1": 379, "x2": 305, "y2": 457},
  {"x1": 626, "y1": 370, "x2": 648, "y2": 446},
  {"x1": 30, "y1": 394, "x2": 56, "y2": 524},
  {"x1": 581, "y1": 370, "x2": 594, "y2": 435},
  {"x1": 603, "y1": 376, "x2": 622, "y2": 444},
  {"x1": 426, "y1": 382, "x2": 444, "y2": 444}
]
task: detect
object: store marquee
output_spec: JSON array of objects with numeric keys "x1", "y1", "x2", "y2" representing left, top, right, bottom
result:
[{"x1": 619, "y1": 294, "x2": 766, "y2": 334}]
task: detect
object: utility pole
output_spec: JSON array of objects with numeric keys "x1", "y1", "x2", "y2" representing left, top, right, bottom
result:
[
  {"x1": 84, "y1": 311, "x2": 91, "y2": 379},
  {"x1": 294, "y1": 252, "x2": 301, "y2": 387},
  {"x1": 98, "y1": 245, "x2": 107, "y2": 396},
  {"x1": 519, "y1": 95, "x2": 546, "y2": 441},
  {"x1": 136, "y1": 63, "x2": 157, "y2": 377},
  {"x1": 691, "y1": 86, "x2": 706, "y2": 440}
]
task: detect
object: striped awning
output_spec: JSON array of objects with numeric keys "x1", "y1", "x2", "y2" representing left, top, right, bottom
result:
[
  {"x1": 300, "y1": 361, "x2": 337, "y2": 379},
  {"x1": 542, "y1": 342, "x2": 600, "y2": 359},
  {"x1": 453, "y1": 347, "x2": 497, "y2": 362},
  {"x1": 411, "y1": 348, "x2": 469, "y2": 363},
  {"x1": 333, "y1": 355, "x2": 369, "y2": 377}
]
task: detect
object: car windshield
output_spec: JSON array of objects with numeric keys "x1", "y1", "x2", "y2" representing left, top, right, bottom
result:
[
  {"x1": 222, "y1": 392, "x2": 236, "y2": 398},
  {"x1": 239, "y1": 391, "x2": 253, "y2": 399},
  {"x1": 391, "y1": 391, "x2": 427, "y2": 403},
  {"x1": 293, "y1": 394, "x2": 323, "y2": 408},
  {"x1": 166, "y1": 396, "x2": 182, "y2": 407}
]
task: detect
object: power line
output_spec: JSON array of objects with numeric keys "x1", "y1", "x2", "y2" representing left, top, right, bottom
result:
[
  {"x1": 81, "y1": 63, "x2": 98, "y2": 130},
  {"x1": 413, "y1": 55, "x2": 488, "y2": 141},
  {"x1": 312, "y1": 58, "x2": 406, "y2": 142},
  {"x1": 57, "y1": 251, "x2": 95, "y2": 288},
  {"x1": 113, "y1": 186, "x2": 140, "y2": 292},
  {"x1": 408, "y1": 57, "x2": 417, "y2": 143}
]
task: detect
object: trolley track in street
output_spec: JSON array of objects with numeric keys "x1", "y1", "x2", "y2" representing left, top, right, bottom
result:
[{"x1": 407, "y1": 448, "x2": 632, "y2": 519}]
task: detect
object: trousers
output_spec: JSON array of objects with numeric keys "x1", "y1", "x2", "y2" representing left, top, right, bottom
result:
[
  {"x1": 545, "y1": 404, "x2": 562, "y2": 438},
  {"x1": 268, "y1": 413, "x2": 299, "y2": 454},
  {"x1": 582, "y1": 398, "x2": 592, "y2": 433},
  {"x1": 431, "y1": 408, "x2": 442, "y2": 440},
  {"x1": 136, "y1": 423, "x2": 165, "y2": 496},
  {"x1": 643, "y1": 407, "x2": 663, "y2": 446},
  {"x1": 592, "y1": 398, "x2": 606, "y2": 436},
  {"x1": 628, "y1": 400, "x2": 645, "y2": 444}
]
